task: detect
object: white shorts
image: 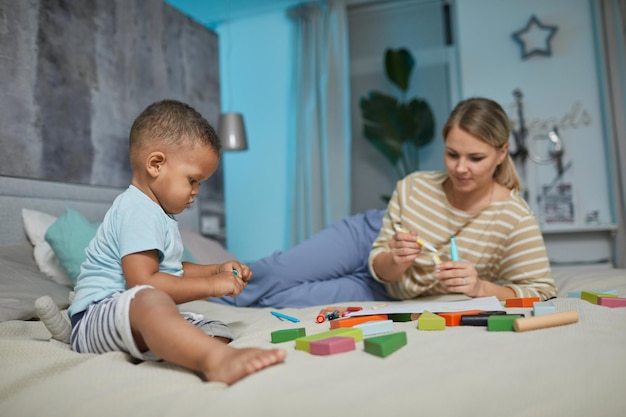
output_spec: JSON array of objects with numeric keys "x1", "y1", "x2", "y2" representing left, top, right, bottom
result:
[{"x1": 70, "y1": 285, "x2": 233, "y2": 361}]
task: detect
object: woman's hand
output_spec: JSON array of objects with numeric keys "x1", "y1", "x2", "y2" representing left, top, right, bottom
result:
[
  {"x1": 435, "y1": 260, "x2": 482, "y2": 297},
  {"x1": 388, "y1": 230, "x2": 422, "y2": 266}
]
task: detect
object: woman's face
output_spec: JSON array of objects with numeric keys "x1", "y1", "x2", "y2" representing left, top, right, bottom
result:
[{"x1": 444, "y1": 125, "x2": 507, "y2": 193}]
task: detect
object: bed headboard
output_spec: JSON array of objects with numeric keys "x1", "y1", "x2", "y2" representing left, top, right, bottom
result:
[{"x1": 0, "y1": 176, "x2": 200, "y2": 247}]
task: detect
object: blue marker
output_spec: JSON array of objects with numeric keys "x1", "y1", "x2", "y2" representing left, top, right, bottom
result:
[
  {"x1": 271, "y1": 311, "x2": 300, "y2": 323},
  {"x1": 450, "y1": 236, "x2": 460, "y2": 261}
]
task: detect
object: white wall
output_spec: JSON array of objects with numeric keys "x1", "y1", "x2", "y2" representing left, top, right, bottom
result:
[{"x1": 454, "y1": 0, "x2": 612, "y2": 227}]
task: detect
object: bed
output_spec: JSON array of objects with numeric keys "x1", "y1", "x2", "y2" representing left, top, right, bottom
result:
[{"x1": 1, "y1": 176, "x2": 626, "y2": 417}]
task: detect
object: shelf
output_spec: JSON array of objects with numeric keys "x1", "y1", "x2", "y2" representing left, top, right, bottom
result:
[{"x1": 540, "y1": 223, "x2": 618, "y2": 234}]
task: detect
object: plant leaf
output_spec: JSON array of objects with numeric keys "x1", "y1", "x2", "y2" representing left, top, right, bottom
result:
[
  {"x1": 407, "y1": 98, "x2": 436, "y2": 147},
  {"x1": 385, "y1": 48, "x2": 414, "y2": 92}
]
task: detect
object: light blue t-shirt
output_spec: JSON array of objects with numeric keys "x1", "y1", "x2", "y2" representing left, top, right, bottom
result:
[{"x1": 69, "y1": 185, "x2": 184, "y2": 317}]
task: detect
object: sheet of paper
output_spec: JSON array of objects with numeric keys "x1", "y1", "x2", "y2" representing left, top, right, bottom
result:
[{"x1": 348, "y1": 296, "x2": 504, "y2": 316}]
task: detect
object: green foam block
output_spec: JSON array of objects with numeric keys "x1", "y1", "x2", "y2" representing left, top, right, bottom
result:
[
  {"x1": 363, "y1": 331, "x2": 407, "y2": 357},
  {"x1": 271, "y1": 328, "x2": 306, "y2": 343},
  {"x1": 581, "y1": 291, "x2": 618, "y2": 305},
  {"x1": 417, "y1": 310, "x2": 446, "y2": 330},
  {"x1": 487, "y1": 314, "x2": 524, "y2": 332},
  {"x1": 388, "y1": 313, "x2": 414, "y2": 322},
  {"x1": 295, "y1": 327, "x2": 363, "y2": 352}
]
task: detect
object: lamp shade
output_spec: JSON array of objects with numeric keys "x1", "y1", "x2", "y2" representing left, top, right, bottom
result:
[{"x1": 218, "y1": 112, "x2": 248, "y2": 151}]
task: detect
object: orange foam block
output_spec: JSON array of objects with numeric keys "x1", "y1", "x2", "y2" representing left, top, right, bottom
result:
[
  {"x1": 505, "y1": 297, "x2": 540, "y2": 308},
  {"x1": 309, "y1": 336, "x2": 356, "y2": 356},
  {"x1": 598, "y1": 297, "x2": 626, "y2": 308},
  {"x1": 437, "y1": 310, "x2": 483, "y2": 327},
  {"x1": 329, "y1": 314, "x2": 388, "y2": 329}
]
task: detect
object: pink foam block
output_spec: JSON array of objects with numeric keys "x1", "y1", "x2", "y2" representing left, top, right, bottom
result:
[
  {"x1": 309, "y1": 336, "x2": 356, "y2": 356},
  {"x1": 598, "y1": 297, "x2": 626, "y2": 308}
]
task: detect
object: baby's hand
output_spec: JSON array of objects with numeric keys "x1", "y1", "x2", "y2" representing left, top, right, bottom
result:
[
  {"x1": 209, "y1": 271, "x2": 246, "y2": 297},
  {"x1": 219, "y1": 261, "x2": 253, "y2": 283}
]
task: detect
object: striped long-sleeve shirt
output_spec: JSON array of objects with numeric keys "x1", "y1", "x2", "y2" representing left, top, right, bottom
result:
[{"x1": 368, "y1": 171, "x2": 557, "y2": 300}]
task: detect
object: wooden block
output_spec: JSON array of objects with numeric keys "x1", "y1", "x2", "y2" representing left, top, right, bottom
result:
[
  {"x1": 329, "y1": 314, "x2": 388, "y2": 329},
  {"x1": 513, "y1": 311, "x2": 578, "y2": 332},
  {"x1": 295, "y1": 328, "x2": 363, "y2": 352},
  {"x1": 487, "y1": 314, "x2": 524, "y2": 331},
  {"x1": 271, "y1": 327, "x2": 306, "y2": 343},
  {"x1": 354, "y1": 319, "x2": 393, "y2": 336},
  {"x1": 532, "y1": 300, "x2": 555, "y2": 316},
  {"x1": 417, "y1": 310, "x2": 445, "y2": 330},
  {"x1": 309, "y1": 336, "x2": 356, "y2": 355},
  {"x1": 505, "y1": 297, "x2": 540, "y2": 308},
  {"x1": 581, "y1": 291, "x2": 618, "y2": 305},
  {"x1": 437, "y1": 310, "x2": 483, "y2": 326},
  {"x1": 598, "y1": 297, "x2": 626, "y2": 308},
  {"x1": 363, "y1": 332, "x2": 407, "y2": 358}
]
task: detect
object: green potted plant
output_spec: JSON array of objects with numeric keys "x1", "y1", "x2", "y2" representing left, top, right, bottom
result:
[{"x1": 360, "y1": 48, "x2": 435, "y2": 187}]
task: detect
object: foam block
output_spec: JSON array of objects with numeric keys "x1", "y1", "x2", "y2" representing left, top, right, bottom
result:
[
  {"x1": 581, "y1": 291, "x2": 618, "y2": 305},
  {"x1": 387, "y1": 313, "x2": 415, "y2": 322},
  {"x1": 598, "y1": 297, "x2": 626, "y2": 308},
  {"x1": 505, "y1": 297, "x2": 540, "y2": 308},
  {"x1": 329, "y1": 314, "x2": 388, "y2": 329},
  {"x1": 354, "y1": 319, "x2": 394, "y2": 336},
  {"x1": 533, "y1": 300, "x2": 555, "y2": 316},
  {"x1": 460, "y1": 312, "x2": 510, "y2": 326},
  {"x1": 417, "y1": 310, "x2": 445, "y2": 330},
  {"x1": 295, "y1": 328, "x2": 363, "y2": 352},
  {"x1": 363, "y1": 332, "x2": 407, "y2": 358},
  {"x1": 568, "y1": 289, "x2": 618, "y2": 298},
  {"x1": 309, "y1": 336, "x2": 356, "y2": 355},
  {"x1": 487, "y1": 314, "x2": 524, "y2": 331},
  {"x1": 271, "y1": 328, "x2": 306, "y2": 343},
  {"x1": 437, "y1": 310, "x2": 483, "y2": 327}
]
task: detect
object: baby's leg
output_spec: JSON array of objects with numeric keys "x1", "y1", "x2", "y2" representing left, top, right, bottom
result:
[{"x1": 130, "y1": 288, "x2": 285, "y2": 385}]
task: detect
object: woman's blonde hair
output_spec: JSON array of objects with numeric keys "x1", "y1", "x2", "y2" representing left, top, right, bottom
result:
[{"x1": 442, "y1": 97, "x2": 522, "y2": 191}]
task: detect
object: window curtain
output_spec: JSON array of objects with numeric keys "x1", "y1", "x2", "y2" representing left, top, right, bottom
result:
[
  {"x1": 593, "y1": 0, "x2": 626, "y2": 267},
  {"x1": 287, "y1": 0, "x2": 351, "y2": 246}
]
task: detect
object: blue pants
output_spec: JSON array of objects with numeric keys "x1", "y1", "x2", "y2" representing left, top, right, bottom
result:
[{"x1": 211, "y1": 209, "x2": 395, "y2": 308}]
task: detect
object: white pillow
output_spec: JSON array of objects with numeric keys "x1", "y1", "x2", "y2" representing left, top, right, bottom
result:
[{"x1": 21, "y1": 208, "x2": 73, "y2": 287}]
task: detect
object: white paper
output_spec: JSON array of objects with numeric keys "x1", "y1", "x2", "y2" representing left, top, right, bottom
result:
[{"x1": 348, "y1": 296, "x2": 504, "y2": 316}]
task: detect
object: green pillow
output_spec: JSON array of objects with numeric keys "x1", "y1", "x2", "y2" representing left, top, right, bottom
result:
[
  {"x1": 45, "y1": 208, "x2": 199, "y2": 285},
  {"x1": 44, "y1": 208, "x2": 100, "y2": 285}
]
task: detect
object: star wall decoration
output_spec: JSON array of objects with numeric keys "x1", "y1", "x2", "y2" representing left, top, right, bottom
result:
[{"x1": 512, "y1": 15, "x2": 558, "y2": 60}]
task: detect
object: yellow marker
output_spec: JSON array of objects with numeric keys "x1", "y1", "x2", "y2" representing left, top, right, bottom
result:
[{"x1": 432, "y1": 254, "x2": 442, "y2": 264}]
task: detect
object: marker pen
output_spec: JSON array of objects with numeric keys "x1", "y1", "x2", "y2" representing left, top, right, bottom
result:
[{"x1": 450, "y1": 236, "x2": 460, "y2": 261}]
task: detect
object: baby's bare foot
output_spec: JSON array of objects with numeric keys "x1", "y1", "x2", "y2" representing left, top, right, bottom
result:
[{"x1": 203, "y1": 347, "x2": 286, "y2": 385}]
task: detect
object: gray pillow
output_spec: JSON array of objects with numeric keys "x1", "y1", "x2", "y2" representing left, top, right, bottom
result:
[{"x1": 0, "y1": 242, "x2": 71, "y2": 322}]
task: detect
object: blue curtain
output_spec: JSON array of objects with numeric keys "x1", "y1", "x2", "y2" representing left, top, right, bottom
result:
[
  {"x1": 593, "y1": 0, "x2": 626, "y2": 267},
  {"x1": 287, "y1": 0, "x2": 351, "y2": 246}
]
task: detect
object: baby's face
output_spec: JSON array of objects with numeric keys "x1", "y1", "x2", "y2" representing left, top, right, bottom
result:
[{"x1": 153, "y1": 142, "x2": 219, "y2": 215}]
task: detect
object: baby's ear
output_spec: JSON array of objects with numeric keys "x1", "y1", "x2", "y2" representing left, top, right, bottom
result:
[
  {"x1": 146, "y1": 151, "x2": 166, "y2": 178},
  {"x1": 35, "y1": 295, "x2": 71, "y2": 344}
]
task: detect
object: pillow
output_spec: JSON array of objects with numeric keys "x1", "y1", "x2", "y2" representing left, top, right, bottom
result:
[
  {"x1": 180, "y1": 229, "x2": 236, "y2": 264},
  {"x1": 0, "y1": 242, "x2": 71, "y2": 322},
  {"x1": 44, "y1": 208, "x2": 100, "y2": 286},
  {"x1": 43, "y1": 208, "x2": 200, "y2": 284},
  {"x1": 21, "y1": 208, "x2": 73, "y2": 287}
]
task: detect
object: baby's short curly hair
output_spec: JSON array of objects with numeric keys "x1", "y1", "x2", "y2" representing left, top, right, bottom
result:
[{"x1": 129, "y1": 99, "x2": 220, "y2": 167}]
